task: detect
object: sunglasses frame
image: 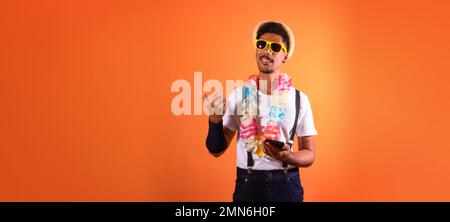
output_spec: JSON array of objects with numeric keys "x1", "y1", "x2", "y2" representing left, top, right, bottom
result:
[{"x1": 255, "y1": 39, "x2": 287, "y2": 53}]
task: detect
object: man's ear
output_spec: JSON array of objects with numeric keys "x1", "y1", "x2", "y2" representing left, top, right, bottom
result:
[{"x1": 282, "y1": 53, "x2": 288, "y2": 63}]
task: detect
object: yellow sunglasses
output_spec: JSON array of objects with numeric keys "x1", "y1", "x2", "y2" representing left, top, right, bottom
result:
[{"x1": 255, "y1": 39, "x2": 287, "y2": 53}]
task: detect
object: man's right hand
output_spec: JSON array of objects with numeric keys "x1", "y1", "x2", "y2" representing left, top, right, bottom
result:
[{"x1": 204, "y1": 92, "x2": 227, "y2": 124}]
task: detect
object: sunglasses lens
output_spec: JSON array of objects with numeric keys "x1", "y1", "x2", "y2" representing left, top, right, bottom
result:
[
  {"x1": 256, "y1": 40, "x2": 267, "y2": 49},
  {"x1": 270, "y1": 43, "x2": 282, "y2": 52}
]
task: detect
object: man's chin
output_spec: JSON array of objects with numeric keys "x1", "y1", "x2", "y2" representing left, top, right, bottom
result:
[
  {"x1": 257, "y1": 64, "x2": 273, "y2": 74},
  {"x1": 259, "y1": 68, "x2": 273, "y2": 74}
]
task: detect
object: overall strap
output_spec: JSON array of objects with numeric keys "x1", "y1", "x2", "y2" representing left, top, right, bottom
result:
[{"x1": 283, "y1": 89, "x2": 301, "y2": 169}]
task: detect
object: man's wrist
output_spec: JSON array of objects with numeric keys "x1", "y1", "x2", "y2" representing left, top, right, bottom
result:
[
  {"x1": 206, "y1": 117, "x2": 227, "y2": 154},
  {"x1": 209, "y1": 116, "x2": 223, "y2": 124},
  {"x1": 284, "y1": 150, "x2": 296, "y2": 166}
]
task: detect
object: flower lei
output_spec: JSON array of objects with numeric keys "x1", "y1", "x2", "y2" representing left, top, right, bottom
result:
[{"x1": 239, "y1": 73, "x2": 292, "y2": 157}]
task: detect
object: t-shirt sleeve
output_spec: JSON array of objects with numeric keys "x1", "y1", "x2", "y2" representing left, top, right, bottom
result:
[
  {"x1": 295, "y1": 93, "x2": 318, "y2": 137},
  {"x1": 222, "y1": 88, "x2": 239, "y2": 132}
]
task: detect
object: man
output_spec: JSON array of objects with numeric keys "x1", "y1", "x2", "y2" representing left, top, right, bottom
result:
[{"x1": 205, "y1": 21, "x2": 318, "y2": 202}]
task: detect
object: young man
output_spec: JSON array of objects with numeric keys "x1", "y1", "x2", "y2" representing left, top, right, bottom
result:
[{"x1": 205, "y1": 21, "x2": 318, "y2": 202}]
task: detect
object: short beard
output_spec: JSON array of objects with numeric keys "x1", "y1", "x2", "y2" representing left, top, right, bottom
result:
[
  {"x1": 258, "y1": 65, "x2": 273, "y2": 74},
  {"x1": 260, "y1": 69, "x2": 273, "y2": 74}
]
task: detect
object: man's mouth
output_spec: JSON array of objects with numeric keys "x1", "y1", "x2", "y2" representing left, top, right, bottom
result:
[{"x1": 259, "y1": 55, "x2": 273, "y2": 65}]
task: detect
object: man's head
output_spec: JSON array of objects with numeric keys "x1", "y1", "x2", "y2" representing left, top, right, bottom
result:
[{"x1": 254, "y1": 21, "x2": 291, "y2": 74}]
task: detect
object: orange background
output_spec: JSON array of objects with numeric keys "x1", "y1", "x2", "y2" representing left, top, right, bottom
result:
[{"x1": 1, "y1": 0, "x2": 450, "y2": 201}]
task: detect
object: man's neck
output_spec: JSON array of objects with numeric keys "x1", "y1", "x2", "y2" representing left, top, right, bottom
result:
[
  {"x1": 258, "y1": 71, "x2": 280, "y2": 95},
  {"x1": 258, "y1": 71, "x2": 280, "y2": 81}
]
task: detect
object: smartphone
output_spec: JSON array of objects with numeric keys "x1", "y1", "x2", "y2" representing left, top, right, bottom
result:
[{"x1": 265, "y1": 139, "x2": 285, "y2": 149}]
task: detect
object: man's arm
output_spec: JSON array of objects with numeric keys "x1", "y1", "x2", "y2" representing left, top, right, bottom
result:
[
  {"x1": 209, "y1": 126, "x2": 236, "y2": 157},
  {"x1": 204, "y1": 92, "x2": 236, "y2": 157},
  {"x1": 290, "y1": 136, "x2": 315, "y2": 167},
  {"x1": 263, "y1": 135, "x2": 316, "y2": 167}
]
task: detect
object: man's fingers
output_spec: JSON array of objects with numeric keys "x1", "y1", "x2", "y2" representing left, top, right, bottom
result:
[
  {"x1": 203, "y1": 93, "x2": 215, "y2": 109},
  {"x1": 281, "y1": 144, "x2": 290, "y2": 151},
  {"x1": 265, "y1": 142, "x2": 277, "y2": 150},
  {"x1": 215, "y1": 96, "x2": 225, "y2": 108},
  {"x1": 203, "y1": 92, "x2": 216, "y2": 103},
  {"x1": 264, "y1": 142, "x2": 275, "y2": 157},
  {"x1": 213, "y1": 96, "x2": 226, "y2": 110},
  {"x1": 203, "y1": 92, "x2": 227, "y2": 115},
  {"x1": 208, "y1": 93, "x2": 223, "y2": 105}
]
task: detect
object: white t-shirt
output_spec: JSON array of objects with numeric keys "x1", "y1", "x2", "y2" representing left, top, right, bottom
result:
[{"x1": 223, "y1": 85, "x2": 318, "y2": 170}]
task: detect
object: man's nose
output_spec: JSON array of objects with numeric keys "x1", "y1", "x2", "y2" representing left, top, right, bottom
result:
[
  {"x1": 261, "y1": 47, "x2": 275, "y2": 56},
  {"x1": 262, "y1": 46, "x2": 272, "y2": 53}
]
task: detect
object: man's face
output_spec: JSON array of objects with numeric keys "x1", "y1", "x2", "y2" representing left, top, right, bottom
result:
[{"x1": 256, "y1": 33, "x2": 288, "y2": 74}]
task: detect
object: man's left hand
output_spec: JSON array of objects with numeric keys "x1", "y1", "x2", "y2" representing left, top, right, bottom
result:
[{"x1": 263, "y1": 141, "x2": 292, "y2": 163}]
